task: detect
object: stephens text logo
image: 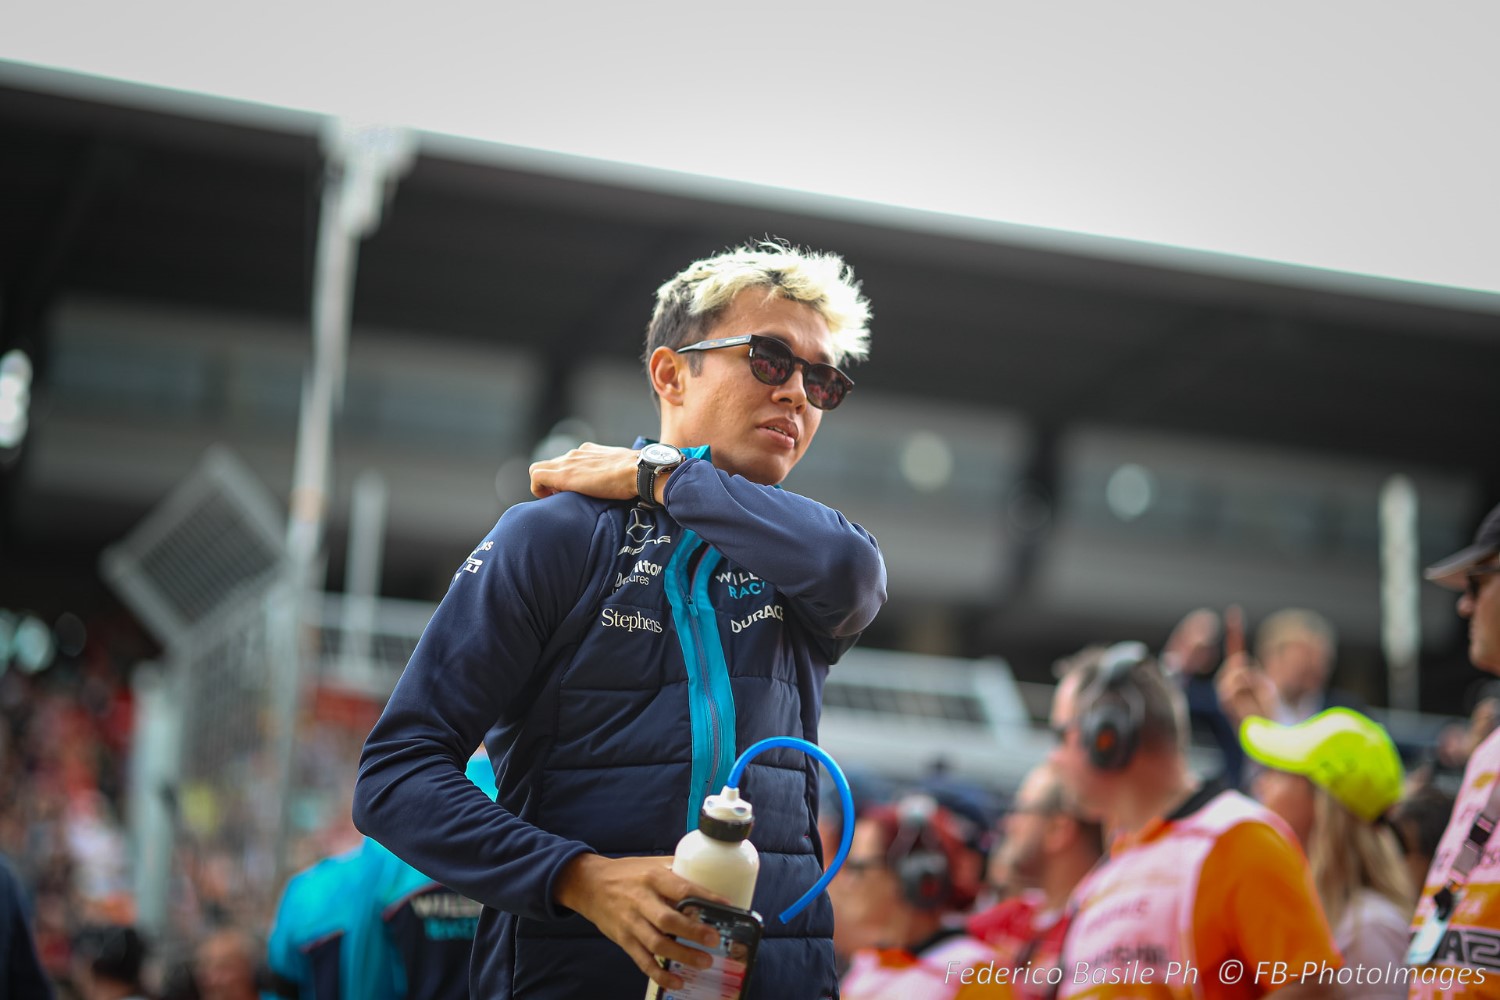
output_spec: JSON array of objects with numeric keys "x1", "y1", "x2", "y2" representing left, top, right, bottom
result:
[{"x1": 601, "y1": 608, "x2": 664, "y2": 633}]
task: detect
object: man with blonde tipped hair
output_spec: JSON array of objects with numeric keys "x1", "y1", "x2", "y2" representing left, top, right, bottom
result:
[{"x1": 356, "y1": 241, "x2": 887, "y2": 999}]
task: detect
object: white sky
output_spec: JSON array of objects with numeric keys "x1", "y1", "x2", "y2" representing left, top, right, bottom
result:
[{"x1": 4, "y1": 1, "x2": 1498, "y2": 295}]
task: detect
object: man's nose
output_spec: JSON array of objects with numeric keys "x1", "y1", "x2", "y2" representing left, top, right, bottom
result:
[{"x1": 773, "y1": 365, "x2": 809, "y2": 407}]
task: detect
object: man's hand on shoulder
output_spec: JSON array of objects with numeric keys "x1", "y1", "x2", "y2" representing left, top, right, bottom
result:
[
  {"x1": 530, "y1": 443, "x2": 643, "y2": 501},
  {"x1": 554, "y1": 853, "x2": 728, "y2": 993}
]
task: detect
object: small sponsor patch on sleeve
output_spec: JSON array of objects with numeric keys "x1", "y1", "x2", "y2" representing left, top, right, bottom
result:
[{"x1": 452, "y1": 541, "x2": 494, "y2": 582}]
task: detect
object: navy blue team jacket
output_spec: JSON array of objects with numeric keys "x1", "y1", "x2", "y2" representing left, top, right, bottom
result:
[{"x1": 353, "y1": 450, "x2": 887, "y2": 999}]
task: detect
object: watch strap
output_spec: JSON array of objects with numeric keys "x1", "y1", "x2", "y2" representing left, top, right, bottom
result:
[
  {"x1": 636, "y1": 459, "x2": 662, "y2": 508},
  {"x1": 636, "y1": 447, "x2": 682, "y2": 508}
]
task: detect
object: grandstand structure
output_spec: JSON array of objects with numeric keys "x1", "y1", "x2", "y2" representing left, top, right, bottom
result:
[
  {"x1": 3, "y1": 61, "x2": 1498, "y2": 688},
  {"x1": 0, "y1": 59, "x2": 1496, "y2": 947}
]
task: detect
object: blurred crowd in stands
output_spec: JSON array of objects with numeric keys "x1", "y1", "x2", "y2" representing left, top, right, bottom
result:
[
  {"x1": 0, "y1": 607, "x2": 369, "y2": 998},
  {"x1": 1, "y1": 609, "x2": 147, "y2": 996},
  {"x1": 1, "y1": 586, "x2": 1496, "y2": 997}
]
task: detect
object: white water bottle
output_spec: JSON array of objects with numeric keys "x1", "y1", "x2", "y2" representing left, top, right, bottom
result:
[
  {"x1": 644, "y1": 788, "x2": 761, "y2": 999},
  {"x1": 671, "y1": 785, "x2": 759, "y2": 909}
]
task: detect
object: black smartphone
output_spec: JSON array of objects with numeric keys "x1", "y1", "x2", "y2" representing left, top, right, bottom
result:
[{"x1": 647, "y1": 897, "x2": 763, "y2": 1000}]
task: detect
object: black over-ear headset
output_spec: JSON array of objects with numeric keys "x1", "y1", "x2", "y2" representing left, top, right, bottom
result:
[
  {"x1": 888, "y1": 794, "x2": 954, "y2": 910},
  {"x1": 1077, "y1": 640, "x2": 1150, "y2": 771}
]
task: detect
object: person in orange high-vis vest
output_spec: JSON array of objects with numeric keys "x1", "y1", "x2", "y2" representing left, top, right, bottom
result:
[
  {"x1": 1408, "y1": 501, "x2": 1500, "y2": 998},
  {"x1": 1049, "y1": 643, "x2": 1341, "y2": 1000}
]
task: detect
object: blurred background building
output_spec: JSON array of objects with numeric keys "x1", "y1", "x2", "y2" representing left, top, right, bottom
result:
[
  {"x1": 4, "y1": 61, "x2": 1496, "y2": 694},
  {"x1": 0, "y1": 56, "x2": 1497, "y2": 980}
]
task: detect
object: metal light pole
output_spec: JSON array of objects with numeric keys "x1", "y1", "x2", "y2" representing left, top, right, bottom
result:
[
  {"x1": 1380, "y1": 474, "x2": 1422, "y2": 713},
  {"x1": 270, "y1": 120, "x2": 414, "y2": 885}
]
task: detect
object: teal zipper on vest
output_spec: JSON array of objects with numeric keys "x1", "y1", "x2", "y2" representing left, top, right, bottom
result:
[
  {"x1": 693, "y1": 545, "x2": 737, "y2": 803},
  {"x1": 664, "y1": 531, "x2": 740, "y2": 833}
]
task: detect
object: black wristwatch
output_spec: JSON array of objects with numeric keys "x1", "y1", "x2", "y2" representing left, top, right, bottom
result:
[{"x1": 636, "y1": 443, "x2": 683, "y2": 508}]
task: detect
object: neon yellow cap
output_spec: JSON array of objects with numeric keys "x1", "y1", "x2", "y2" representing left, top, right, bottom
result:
[{"x1": 1239, "y1": 708, "x2": 1404, "y2": 823}]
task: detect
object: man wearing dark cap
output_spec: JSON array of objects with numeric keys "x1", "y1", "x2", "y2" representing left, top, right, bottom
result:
[{"x1": 1406, "y1": 500, "x2": 1500, "y2": 997}]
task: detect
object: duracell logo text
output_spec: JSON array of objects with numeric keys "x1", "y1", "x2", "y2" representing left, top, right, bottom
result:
[{"x1": 730, "y1": 603, "x2": 784, "y2": 633}]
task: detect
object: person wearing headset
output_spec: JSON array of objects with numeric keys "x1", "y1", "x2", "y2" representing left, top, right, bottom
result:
[
  {"x1": 832, "y1": 793, "x2": 993, "y2": 999},
  {"x1": 1049, "y1": 643, "x2": 1341, "y2": 1000}
]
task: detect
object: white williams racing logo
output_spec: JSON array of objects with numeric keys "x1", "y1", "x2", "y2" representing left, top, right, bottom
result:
[
  {"x1": 730, "y1": 603, "x2": 784, "y2": 634},
  {"x1": 600, "y1": 608, "x2": 664, "y2": 633},
  {"x1": 716, "y1": 568, "x2": 765, "y2": 599},
  {"x1": 453, "y1": 540, "x2": 495, "y2": 582}
]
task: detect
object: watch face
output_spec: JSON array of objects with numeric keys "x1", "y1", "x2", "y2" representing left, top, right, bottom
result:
[{"x1": 641, "y1": 443, "x2": 682, "y2": 467}]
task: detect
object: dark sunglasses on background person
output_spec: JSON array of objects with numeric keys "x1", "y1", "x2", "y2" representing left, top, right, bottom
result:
[
  {"x1": 674, "y1": 334, "x2": 855, "y2": 411},
  {"x1": 1468, "y1": 565, "x2": 1500, "y2": 602}
]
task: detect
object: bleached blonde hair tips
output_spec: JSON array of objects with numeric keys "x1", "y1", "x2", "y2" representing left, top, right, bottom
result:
[{"x1": 647, "y1": 240, "x2": 872, "y2": 367}]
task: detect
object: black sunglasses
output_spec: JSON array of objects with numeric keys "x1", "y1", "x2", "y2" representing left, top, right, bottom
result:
[
  {"x1": 1468, "y1": 566, "x2": 1500, "y2": 602},
  {"x1": 674, "y1": 334, "x2": 854, "y2": 411}
]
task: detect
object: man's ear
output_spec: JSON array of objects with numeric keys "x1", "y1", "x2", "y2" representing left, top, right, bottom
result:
[{"x1": 649, "y1": 346, "x2": 688, "y2": 407}]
